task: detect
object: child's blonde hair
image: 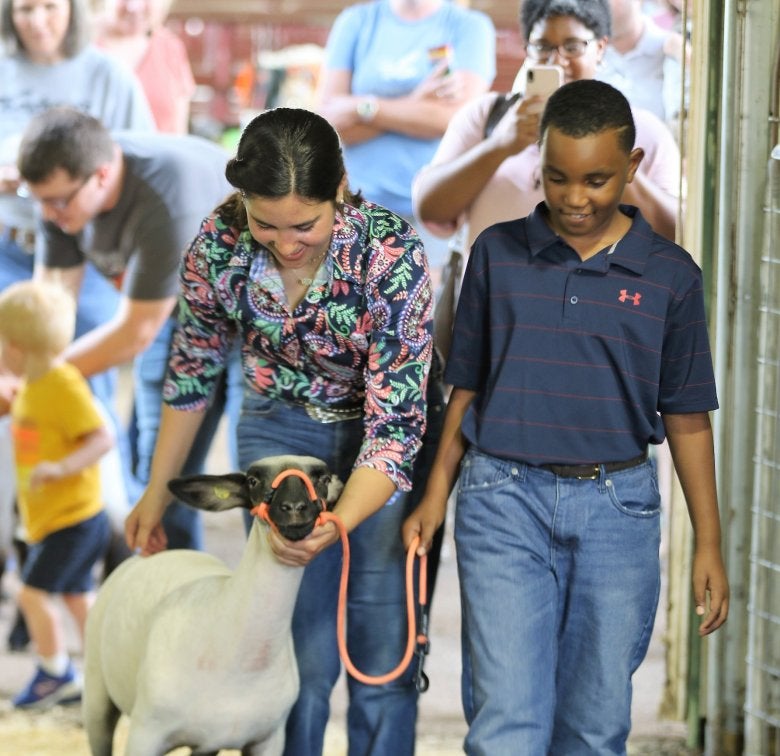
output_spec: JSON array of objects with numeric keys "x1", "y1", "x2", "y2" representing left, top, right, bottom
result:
[{"x1": 0, "y1": 280, "x2": 76, "y2": 356}]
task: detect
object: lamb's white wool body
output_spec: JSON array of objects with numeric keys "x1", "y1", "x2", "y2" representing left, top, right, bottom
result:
[{"x1": 82, "y1": 455, "x2": 340, "y2": 756}]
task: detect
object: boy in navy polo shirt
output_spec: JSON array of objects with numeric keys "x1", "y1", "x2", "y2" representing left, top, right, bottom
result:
[{"x1": 403, "y1": 79, "x2": 729, "y2": 754}]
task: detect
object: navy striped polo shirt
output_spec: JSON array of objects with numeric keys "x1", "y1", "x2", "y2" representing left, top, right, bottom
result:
[{"x1": 444, "y1": 203, "x2": 718, "y2": 466}]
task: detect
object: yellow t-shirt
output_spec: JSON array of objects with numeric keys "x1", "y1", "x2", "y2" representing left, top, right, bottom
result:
[{"x1": 11, "y1": 362, "x2": 104, "y2": 543}]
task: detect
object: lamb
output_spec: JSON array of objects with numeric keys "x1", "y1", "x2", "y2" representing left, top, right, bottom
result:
[{"x1": 82, "y1": 455, "x2": 342, "y2": 756}]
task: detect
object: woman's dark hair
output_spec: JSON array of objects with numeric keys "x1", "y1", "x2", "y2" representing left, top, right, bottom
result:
[
  {"x1": 540, "y1": 80, "x2": 636, "y2": 153},
  {"x1": 220, "y1": 107, "x2": 361, "y2": 229},
  {"x1": 521, "y1": 0, "x2": 611, "y2": 42},
  {"x1": 1, "y1": 0, "x2": 90, "y2": 58}
]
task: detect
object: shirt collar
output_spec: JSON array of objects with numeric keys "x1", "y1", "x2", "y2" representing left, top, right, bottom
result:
[{"x1": 525, "y1": 202, "x2": 655, "y2": 276}]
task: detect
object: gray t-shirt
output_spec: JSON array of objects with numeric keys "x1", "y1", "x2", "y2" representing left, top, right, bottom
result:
[
  {"x1": 0, "y1": 46, "x2": 155, "y2": 229},
  {"x1": 39, "y1": 132, "x2": 232, "y2": 301}
]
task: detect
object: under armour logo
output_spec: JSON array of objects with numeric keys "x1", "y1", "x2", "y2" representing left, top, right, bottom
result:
[{"x1": 619, "y1": 289, "x2": 642, "y2": 306}]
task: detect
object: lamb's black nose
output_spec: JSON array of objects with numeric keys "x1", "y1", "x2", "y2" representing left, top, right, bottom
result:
[{"x1": 267, "y1": 476, "x2": 321, "y2": 540}]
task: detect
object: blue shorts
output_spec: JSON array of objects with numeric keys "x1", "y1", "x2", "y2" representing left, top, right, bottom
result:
[{"x1": 22, "y1": 511, "x2": 110, "y2": 593}]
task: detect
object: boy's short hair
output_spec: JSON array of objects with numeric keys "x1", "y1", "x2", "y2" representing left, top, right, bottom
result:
[
  {"x1": 0, "y1": 280, "x2": 76, "y2": 356},
  {"x1": 17, "y1": 106, "x2": 115, "y2": 184},
  {"x1": 521, "y1": 0, "x2": 611, "y2": 41},
  {"x1": 540, "y1": 80, "x2": 636, "y2": 153}
]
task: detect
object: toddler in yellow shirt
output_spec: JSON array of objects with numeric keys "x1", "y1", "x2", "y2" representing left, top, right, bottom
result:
[{"x1": 0, "y1": 280, "x2": 113, "y2": 709}]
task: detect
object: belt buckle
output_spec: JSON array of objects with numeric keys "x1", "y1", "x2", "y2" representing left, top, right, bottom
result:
[
  {"x1": 576, "y1": 465, "x2": 600, "y2": 480},
  {"x1": 302, "y1": 400, "x2": 362, "y2": 423},
  {"x1": 304, "y1": 403, "x2": 338, "y2": 423}
]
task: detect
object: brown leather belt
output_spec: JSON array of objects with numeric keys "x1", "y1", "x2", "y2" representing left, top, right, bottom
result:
[
  {"x1": 538, "y1": 452, "x2": 648, "y2": 480},
  {"x1": 0, "y1": 223, "x2": 36, "y2": 253}
]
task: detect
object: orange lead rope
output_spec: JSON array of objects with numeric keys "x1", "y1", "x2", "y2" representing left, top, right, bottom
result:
[
  {"x1": 318, "y1": 511, "x2": 430, "y2": 691},
  {"x1": 251, "y1": 469, "x2": 431, "y2": 692}
]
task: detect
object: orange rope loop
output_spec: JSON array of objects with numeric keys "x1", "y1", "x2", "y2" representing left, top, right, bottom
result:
[
  {"x1": 248, "y1": 468, "x2": 325, "y2": 523},
  {"x1": 249, "y1": 501, "x2": 271, "y2": 522},
  {"x1": 270, "y1": 468, "x2": 321, "y2": 504},
  {"x1": 318, "y1": 510, "x2": 429, "y2": 687}
]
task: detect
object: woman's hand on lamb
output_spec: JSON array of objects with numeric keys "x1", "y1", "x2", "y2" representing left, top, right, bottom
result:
[
  {"x1": 125, "y1": 495, "x2": 169, "y2": 556},
  {"x1": 267, "y1": 518, "x2": 340, "y2": 566}
]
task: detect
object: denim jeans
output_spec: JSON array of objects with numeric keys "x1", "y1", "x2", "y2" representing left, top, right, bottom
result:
[
  {"x1": 236, "y1": 391, "x2": 421, "y2": 756},
  {"x1": 133, "y1": 318, "x2": 243, "y2": 549},
  {"x1": 455, "y1": 449, "x2": 661, "y2": 756}
]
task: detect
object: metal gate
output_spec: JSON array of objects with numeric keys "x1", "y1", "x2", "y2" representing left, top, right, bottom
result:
[{"x1": 745, "y1": 144, "x2": 780, "y2": 756}]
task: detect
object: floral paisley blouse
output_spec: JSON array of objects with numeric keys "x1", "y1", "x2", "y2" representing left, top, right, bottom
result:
[{"x1": 163, "y1": 200, "x2": 433, "y2": 490}]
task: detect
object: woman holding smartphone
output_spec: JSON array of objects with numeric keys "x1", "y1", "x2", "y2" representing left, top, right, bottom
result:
[{"x1": 412, "y1": 0, "x2": 681, "y2": 245}]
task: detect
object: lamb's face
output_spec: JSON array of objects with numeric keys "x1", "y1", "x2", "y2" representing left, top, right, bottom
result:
[
  {"x1": 169, "y1": 455, "x2": 342, "y2": 542},
  {"x1": 264, "y1": 473, "x2": 324, "y2": 541},
  {"x1": 244, "y1": 456, "x2": 337, "y2": 542}
]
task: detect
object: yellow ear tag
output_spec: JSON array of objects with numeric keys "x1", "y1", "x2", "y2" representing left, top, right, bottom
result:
[{"x1": 213, "y1": 486, "x2": 231, "y2": 500}]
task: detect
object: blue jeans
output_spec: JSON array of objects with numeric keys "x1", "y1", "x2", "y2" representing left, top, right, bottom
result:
[
  {"x1": 133, "y1": 318, "x2": 243, "y2": 549},
  {"x1": 236, "y1": 392, "x2": 420, "y2": 756},
  {"x1": 455, "y1": 450, "x2": 661, "y2": 756}
]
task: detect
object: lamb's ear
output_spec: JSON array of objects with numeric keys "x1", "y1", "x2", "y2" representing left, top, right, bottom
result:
[
  {"x1": 311, "y1": 471, "x2": 343, "y2": 508},
  {"x1": 324, "y1": 475, "x2": 344, "y2": 508},
  {"x1": 168, "y1": 472, "x2": 249, "y2": 512}
]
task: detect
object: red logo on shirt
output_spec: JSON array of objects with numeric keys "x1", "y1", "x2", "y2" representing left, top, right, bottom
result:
[{"x1": 619, "y1": 289, "x2": 642, "y2": 306}]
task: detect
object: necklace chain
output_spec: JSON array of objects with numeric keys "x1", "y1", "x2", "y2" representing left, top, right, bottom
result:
[{"x1": 296, "y1": 249, "x2": 328, "y2": 286}]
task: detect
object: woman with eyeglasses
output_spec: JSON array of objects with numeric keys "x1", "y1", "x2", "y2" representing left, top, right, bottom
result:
[
  {"x1": 411, "y1": 0, "x2": 680, "y2": 246},
  {"x1": 0, "y1": 0, "x2": 154, "y2": 292},
  {"x1": 0, "y1": 0, "x2": 154, "y2": 393},
  {"x1": 0, "y1": 0, "x2": 154, "y2": 656}
]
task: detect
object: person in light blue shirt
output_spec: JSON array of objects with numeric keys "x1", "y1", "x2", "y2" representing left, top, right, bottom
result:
[{"x1": 317, "y1": 0, "x2": 495, "y2": 282}]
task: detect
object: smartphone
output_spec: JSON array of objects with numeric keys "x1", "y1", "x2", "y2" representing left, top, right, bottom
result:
[
  {"x1": 428, "y1": 44, "x2": 453, "y2": 75},
  {"x1": 515, "y1": 64, "x2": 563, "y2": 102}
]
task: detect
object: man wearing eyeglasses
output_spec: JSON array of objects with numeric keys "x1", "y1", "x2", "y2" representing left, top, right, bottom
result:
[
  {"x1": 16, "y1": 105, "x2": 240, "y2": 552},
  {"x1": 412, "y1": 0, "x2": 680, "y2": 248}
]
